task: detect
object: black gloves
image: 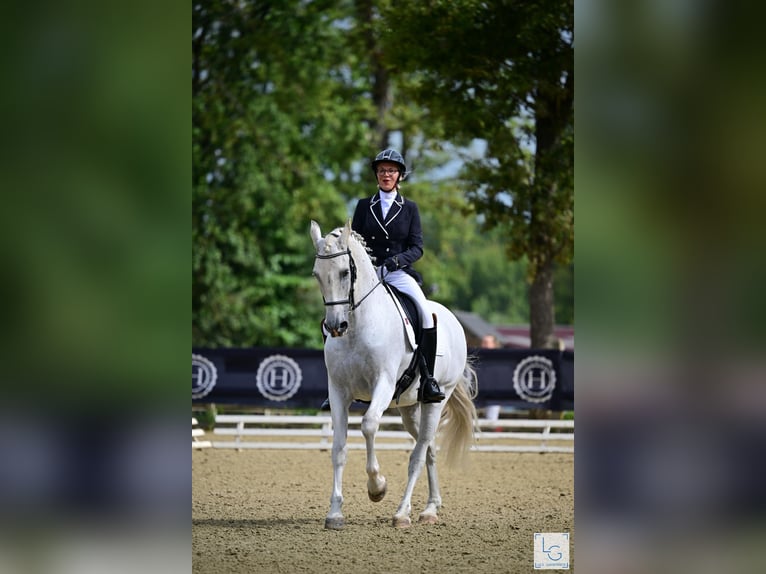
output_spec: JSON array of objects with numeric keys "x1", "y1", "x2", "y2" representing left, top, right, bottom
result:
[{"x1": 383, "y1": 256, "x2": 398, "y2": 272}]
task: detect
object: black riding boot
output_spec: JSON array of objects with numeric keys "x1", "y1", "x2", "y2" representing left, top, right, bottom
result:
[{"x1": 418, "y1": 324, "x2": 445, "y2": 403}]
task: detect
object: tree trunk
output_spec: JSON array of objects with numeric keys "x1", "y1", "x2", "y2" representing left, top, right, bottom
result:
[
  {"x1": 357, "y1": 0, "x2": 391, "y2": 149},
  {"x1": 529, "y1": 79, "x2": 565, "y2": 352},
  {"x1": 528, "y1": 259, "x2": 557, "y2": 420},
  {"x1": 529, "y1": 259, "x2": 556, "y2": 349}
]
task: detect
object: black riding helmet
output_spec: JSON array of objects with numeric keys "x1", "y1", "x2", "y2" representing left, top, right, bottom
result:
[{"x1": 370, "y1": 148, "x2": 408, "y2": 181}]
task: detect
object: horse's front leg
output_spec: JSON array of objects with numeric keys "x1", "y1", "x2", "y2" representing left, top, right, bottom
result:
[
  {"x1": 361, "y1": 379, "x2": 394, "y2": 503},
  {"x1": 325, "y1": 384, "x2": 350, "y2": 530}
]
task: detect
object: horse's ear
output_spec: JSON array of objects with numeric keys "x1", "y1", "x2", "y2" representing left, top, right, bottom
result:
[
  {"x1": 310, "y1": 220, "x2": 323, "y2": 249},
  {"x1": 340, "y1": 219, "x2": 352, "y2": 245}
]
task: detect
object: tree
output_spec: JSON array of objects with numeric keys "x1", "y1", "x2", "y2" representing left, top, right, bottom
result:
[
  {"x1": 380, "y1": 0, "x2": 574, "y2": 347},
  {"x1": 407, "y1": 177, "x2": 531, "y2": 323},
  {"x1": 192, "y1": 1, "x2": 573, "y2": 350},
  {"x1": 193, "y1": 0, "x2": 372, "y2": 347}
]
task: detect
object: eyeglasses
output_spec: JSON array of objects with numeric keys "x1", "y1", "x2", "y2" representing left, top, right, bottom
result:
[{"x1": 376, "y1": 168, "x2": 400, "y2": 176}]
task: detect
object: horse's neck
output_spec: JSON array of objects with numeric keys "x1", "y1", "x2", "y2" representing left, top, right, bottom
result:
[
  {"x1": 349, "y1": 292, "x2": 397, "y2": 354},
  {"x1": 348, "y1": 252, "x2": 393, "y2": 333}
]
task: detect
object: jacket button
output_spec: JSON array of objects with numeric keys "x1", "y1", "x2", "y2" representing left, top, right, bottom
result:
[
  {"x1": 371, "y1": 236, "x2": 376, "y2": 239},
  {"x1": 385, "y1": 248, "x2": 390, "y2": 252}
]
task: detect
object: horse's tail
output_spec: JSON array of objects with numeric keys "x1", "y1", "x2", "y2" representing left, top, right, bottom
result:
[{"x1": 438, "y1": 357, "x2": 479, "y2": 469}]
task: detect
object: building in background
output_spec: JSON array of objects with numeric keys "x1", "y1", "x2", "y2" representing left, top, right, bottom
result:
[{"x1": 454, "y1": 310, "x2": 574, "y2": 351}]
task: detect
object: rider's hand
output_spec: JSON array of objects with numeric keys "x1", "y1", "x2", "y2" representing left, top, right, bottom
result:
[{"x1": 383, "y1": 257, "x2": 398, "y2": 272}]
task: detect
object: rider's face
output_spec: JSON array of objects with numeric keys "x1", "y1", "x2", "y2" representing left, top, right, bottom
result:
[{"x1": 375, "y1": 162, "x2": 400, "y2": 192}]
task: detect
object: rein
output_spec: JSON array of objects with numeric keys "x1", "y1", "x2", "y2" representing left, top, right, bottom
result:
[{"x1": 316, "y1": 248, "x2": 382, "y2": 311}]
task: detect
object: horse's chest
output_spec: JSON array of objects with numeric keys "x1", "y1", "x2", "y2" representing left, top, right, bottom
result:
[
  {"x1": 326, "y1": 349, "x2": 387, "y2": 387},
  {"x1": 329, "y1": 355, "x2": 375, "y2": 382}
]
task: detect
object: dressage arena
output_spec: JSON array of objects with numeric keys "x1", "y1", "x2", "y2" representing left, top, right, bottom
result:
[{"x1": 192, "y1": 447, "x2": 574, "y2": 573}]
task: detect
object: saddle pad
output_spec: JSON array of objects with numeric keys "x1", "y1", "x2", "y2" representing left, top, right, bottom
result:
[{"x1": 383, "y1": 283, "x2": 420, "y2": 350}]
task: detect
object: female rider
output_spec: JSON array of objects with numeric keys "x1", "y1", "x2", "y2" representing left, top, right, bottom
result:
[{"x1": 350, "y1": 149, "x2": 444, "y2": 404}]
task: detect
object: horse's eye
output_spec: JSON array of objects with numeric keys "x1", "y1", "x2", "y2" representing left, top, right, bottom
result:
[{"x1": 340, "y1": 269, "x2": 349, "y2": 279}]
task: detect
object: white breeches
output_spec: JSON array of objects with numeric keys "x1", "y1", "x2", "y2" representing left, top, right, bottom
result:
[{"x1": 378, "y1": 268, "x2": 434, "y2": 329}]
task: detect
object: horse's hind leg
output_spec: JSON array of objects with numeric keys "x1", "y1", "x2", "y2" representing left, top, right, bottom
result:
[
  {"x1": 394, "y1": 404, "x2": 442, "y2": 527},
  {"x1": 399, "y1": 404, "x2": 440, "y2": 523},
  {"x1": 418, "y1": 443, "x2": 441, "y2": 524}
]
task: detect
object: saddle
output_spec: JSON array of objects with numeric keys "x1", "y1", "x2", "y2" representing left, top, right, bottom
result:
[{"x1": 382, "y1": 282, "x2": 422, "y2": 346}]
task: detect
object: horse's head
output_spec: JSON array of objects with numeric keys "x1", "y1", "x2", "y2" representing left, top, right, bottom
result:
[{"x1": 310, "y1": 220, "x2": 356, "y2": 337}]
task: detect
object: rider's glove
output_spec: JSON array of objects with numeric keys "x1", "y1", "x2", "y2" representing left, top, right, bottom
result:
[{"x1": 383, "y1": 256, "x2": 398, "y2": 272}]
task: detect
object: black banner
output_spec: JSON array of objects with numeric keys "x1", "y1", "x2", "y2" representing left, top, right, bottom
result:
[{"x1": 192, "y1": 347, "x2": 573, "y2": 410}]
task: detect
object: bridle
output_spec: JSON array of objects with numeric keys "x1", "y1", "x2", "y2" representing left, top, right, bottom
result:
[{"x1": 315, "y1": 248, "x2": 382, "y2": 311}]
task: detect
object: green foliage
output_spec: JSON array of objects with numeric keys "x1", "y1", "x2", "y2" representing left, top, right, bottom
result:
[
  {"x1": 408, "y1": 179, "x2": 530, "y2": 324},
  {"x1": 192, "y1": 1, "x2": 574, "y2": 349},
  {"x1": 193, "y1": 403, "x2": 218, "y2": 431},
  {"x1": 193, "y1": 1, "x2": 370, "y2": 348}
]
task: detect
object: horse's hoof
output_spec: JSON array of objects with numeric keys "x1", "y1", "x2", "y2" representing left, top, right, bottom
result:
[
  {"x1": 392, "y1": 516, "x2": 411, "y2": 528},
  {"x1": 418, "y1": 513, "x2": 439, "y2": 525},
  {"x1": 368, "y1": 485, "x2": 387, "y2": 502},
  {"x1": 324, "y1": 517, "x2": 345, "y2": 530}
]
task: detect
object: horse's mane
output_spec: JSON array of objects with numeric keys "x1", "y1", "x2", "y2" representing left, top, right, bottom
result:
[{"x1": 327, "y1": 227, "x2": 372, "y2": 258}]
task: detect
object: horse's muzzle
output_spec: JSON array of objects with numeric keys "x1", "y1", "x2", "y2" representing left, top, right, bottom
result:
[{"x1": 329, "y1": 321, "x2": 348, "y2": 338}]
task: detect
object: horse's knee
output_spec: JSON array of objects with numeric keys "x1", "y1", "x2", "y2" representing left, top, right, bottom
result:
[{"x1": 360, "y1": 417, "x2": 379, "y2": 438}]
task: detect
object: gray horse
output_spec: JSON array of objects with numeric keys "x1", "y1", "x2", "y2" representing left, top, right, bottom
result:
[{"x1": 311, "y1": 220, "x2": 478, "y2": 529}]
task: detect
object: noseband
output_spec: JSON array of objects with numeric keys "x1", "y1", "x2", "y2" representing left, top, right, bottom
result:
[{"x1": 315, "y1": 248, "x2": 381, "y2": 311}]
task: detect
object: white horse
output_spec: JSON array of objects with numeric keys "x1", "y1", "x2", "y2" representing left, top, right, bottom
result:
[{"x1": 310, "y1": 220, "x2": 478, "y2": 529}]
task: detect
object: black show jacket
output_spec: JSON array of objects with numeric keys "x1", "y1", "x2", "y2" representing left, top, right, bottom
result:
[{"x1": 351, "y1": 191, "x2": 424, "y2": 270}]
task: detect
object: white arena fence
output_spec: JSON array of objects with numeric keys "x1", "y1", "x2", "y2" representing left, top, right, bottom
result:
[
  {"x1": 192, "y1": 417, "x2": 212, "y2": 449},
  {"x1": 203, "y1": 414, "x2": 573, "y2": 454}
]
